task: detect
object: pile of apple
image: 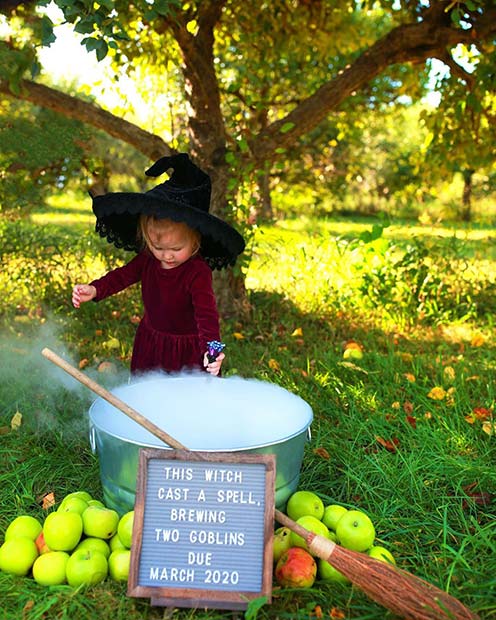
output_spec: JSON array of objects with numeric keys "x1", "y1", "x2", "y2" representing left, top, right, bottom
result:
[
  {"x1": 0, "y1": 491, "x2": 134, "y2": 587},
  {"x1": 273, "y1": 490, "x2": 395, "y2": 588}
]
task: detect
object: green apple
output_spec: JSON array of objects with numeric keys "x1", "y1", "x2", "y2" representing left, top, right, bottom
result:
[
  {"x1": 322, "y1": 505, "x2": 348, "y2": 531},
  {"x1": 5, "y1": 515, "x2": 42, "y2": 541},
  {"x1": 58, "y1": 496, "x2": 89, "y2": 516},
  {"x1": 108, "y1": 548, "x2": 131, "y2": 581},
  {"x1": 343, "y1": 347, "x2": 363, "y2": 360},
  {"x1": 286, "y1": 490, "x2": 324, "y2": 521},
  {"x1": 62, "y1": 491, "x2": 93, "y2": 503},
  {"x1": 368, "y1": 545, "x2": 396, "y2": 565},
  {"x1": 82, "y1": 506, "x2": 119, "y2": 540},
  {"x1": 335, "y1": 509, "x2": 375, "y2": 552},
  {"x1": 290, "y1": 515, "x2": 332, "y2": 554},
  {"x1": 32, "y1": 551, "x2": 69, "y2": 585},
  {"x1": 109, "y1": 533, "x2": 126, "y2": 552},
  {"x1": 43, "y1": 511, "x2": 83, "y2": 551},
  {"x1": 87, "y1": 500, "x2": 105, "y2": 508},
  {"x1": 66, "y1": 548, "x2": 108, "y2": 587},
  {"x1": 317, "y1": 558, "x2": 350, "y2": 585},
  {"x1": 0, "y1": 536, "x2": 38, "y2": 576},
  {"x1": 117, "y1": 510, "x2": 134, "y2": 549},
  {"x1": 75, "y1": 537, "x2": 111, "y2": 559},
  {"x1": 272, "y1": 526, "x2": 292, "y2": 563}
]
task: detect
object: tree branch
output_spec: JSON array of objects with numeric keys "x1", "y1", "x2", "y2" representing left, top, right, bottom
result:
[
  {"x1": 0, "y1": 78, "x2": 171, "y2": 160},
  {"x1": 249, "y1": 1, "x2": 496, "y2": 162}
]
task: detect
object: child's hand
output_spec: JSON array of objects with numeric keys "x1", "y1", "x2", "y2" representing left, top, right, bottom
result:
[
  {"x1": 72, "y1": 284, "x2": 97, "y2": 308},
  {"x1": 204, "y1": 351, "x2": 225, "y2": 376}
]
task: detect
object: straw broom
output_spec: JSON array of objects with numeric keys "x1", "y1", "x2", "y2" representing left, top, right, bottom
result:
[{"x1": 41, "y1": 347, "x2": 480, "y2": 620}]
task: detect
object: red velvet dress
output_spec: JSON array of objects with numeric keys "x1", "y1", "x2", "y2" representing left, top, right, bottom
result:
[{"x1": 90, "y1": 252, "x2": 221, "y2": 374}]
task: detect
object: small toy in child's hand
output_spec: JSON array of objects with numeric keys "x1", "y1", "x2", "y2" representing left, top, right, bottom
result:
[{"x1": 207, "y1": 340, "x2": 226, "y2": 363}]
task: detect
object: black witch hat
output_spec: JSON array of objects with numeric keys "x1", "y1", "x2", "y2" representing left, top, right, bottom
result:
[{"x1": 92, "y1": 153, "x2": 245, "y2": 270}]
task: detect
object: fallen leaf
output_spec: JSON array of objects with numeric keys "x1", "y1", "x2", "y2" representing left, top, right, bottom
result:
[
  {"x1": 330, "y1": 608, "x2": 346, "y2": 619},
  {"x1": 23, "y1": 601, "x2": 35, "y2": 613},
  {"x1": 471, "y1": 334, "x2": 486, "y2": 347},
  {"x1": 0, "y1": 426, "x2": 10, "y2": 435},
  {"x1": 403, "y1": 401, "x2": 414, "y2": 415},
  {"x1": 79, "y1": 358, "x2": 89, "y2": 369},
  {"x1": 444, "y1": 366, "x2": 456, "y2": 382},
  {"x1": 406, "y1": 415, "x2": 417, "y2": 429},
  {"x1": 391, "y1": 401, "x2": 401, "y2": 410},
  {"x1": 427, "y1": 386, "x2": 446, "y2": 400},
  {"x1": 399, "y1": 352, "x2": 413, "y2": 363},
  {"x1": 404, "y1": 373, "x2": 416, "y2": 383},
  {"x1": 268, "y1": 359, "x2": 281, "y2": 371},
  {"x1": 313, "y1": 604, "x2": 323, "y2": 619},
  {"x1": 41, "y1": 492, "x2": 56, "y2": 510},
  {"x1": 130, "y1": 315, "x2": 141, "y2": 325},
  {"x1": 482, "y1": 421, "x2": 495, "y2": 436},
  {"x1": 95, "y1": 329, "x2": 103, "y2": 336},
  {"x1": 233, "y1": 332, "x2": 244, "y2": 340},
  {"x1": 314, "y1": 447, "x2": 330, "y2": 460},
  {"x1": 424, "y1": 411, "x2": 433, "y2": 419},
  {"x1": 375, "y1": 435, "x2": 400, "y2": 452},
  {"x1": 11, "y1": 411, "x2": 22, "y2": 431},
  {"x1": 472, "y1": 407, "x2": 492, "y2": 421},
  {"x1": 291, "y1": 327, "x2": 303, "y2": 337}
]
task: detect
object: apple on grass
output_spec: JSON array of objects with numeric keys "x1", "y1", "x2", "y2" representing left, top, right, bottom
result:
[
  {"x1": 57, "y1": 496, "x2": 89, "y2": 516},
  {"x1": 108, "y1": 548, "x2": 131, "y2": 581},
  {"x1": 43, "y1": 511, "x2": 83, "y2": 552},
  {"x1": 32, "y1": 551, "x2": 69, "y2": 586},
  {"x1": 75, "y1": 537, "x2": 111, "y2": 559},
  {"x1": 368, "y1": 545, "x2": 396, "y2": 565},
  {"x1": 117, "y1": 510, "x2": 134, "y2": 549},
  {"x1": 273, "y1": 526, "x2": 292, "y2": 563},
  {"x1": 275, "y1": 547, "x2": 316, "y2": 588},
  {"x1": 286, "y1": 490, "x2": 324, "y2": 521},
  {"x1": 66, "y1": 549, "x2": 108, "y2": 587},
  {"x1": 322, "y1": 504, "x2": 348, "y2": 531},
  {"x1": 5, "y1": 515, "x2": 42, "y2": 541},
  {"x1": 109, "y1": 533, "x2": 126, "y2": 552},
  {"x1": 62, "y1": 491, "x2": 93, "y2": 503},
  {"x1": 289, "y1": 515, "x2": 333, "y2": 554},
  {"x1": 335, "y1": 509, "x2": 375, "y2": 552},
  {"x1": 317, "y1": 558, "x2": 350, "y2": 585},
  {"x1": 35, "y1": 531, "x2": 51, "y2": 554},
  {"x1": 82, "y1": 506, "x2": 119, "y2": 540},
  {"x1": 0, "y1": 536, "x2": 38, "y2": 576}
]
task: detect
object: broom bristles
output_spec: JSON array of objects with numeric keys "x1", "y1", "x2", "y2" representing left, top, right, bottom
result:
[{"x1": 275, "y1": 509, "x2": 479, "y2": 620}]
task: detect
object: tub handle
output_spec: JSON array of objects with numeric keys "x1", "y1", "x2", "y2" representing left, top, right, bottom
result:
[
  {"x1": 89, "y1": 424, "x2": 97, "y2": 454},
  {"x1": 306, "y1": 427, "x2": 312, "y2": 442}
]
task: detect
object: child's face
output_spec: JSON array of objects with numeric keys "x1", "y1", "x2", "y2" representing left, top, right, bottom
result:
[{"x1": 147, "y1": 221, "x2": 198, "y2": 270}]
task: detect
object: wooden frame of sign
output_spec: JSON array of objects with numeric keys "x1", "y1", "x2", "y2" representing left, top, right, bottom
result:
[{"x1": 128, "y1": 449, "x2": 276, "y2": 610}]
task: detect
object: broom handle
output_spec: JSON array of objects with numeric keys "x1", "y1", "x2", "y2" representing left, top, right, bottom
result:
[{"x1": 41, "y1": 348, "x2": 188, "y2": 451}]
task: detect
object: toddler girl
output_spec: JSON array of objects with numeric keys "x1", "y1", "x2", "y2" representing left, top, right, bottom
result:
[{"x1": 72, "y1": 153, "x2": 245, "y2": 376}]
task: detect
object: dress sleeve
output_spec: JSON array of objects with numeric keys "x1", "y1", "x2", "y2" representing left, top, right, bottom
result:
[
  {"x1": 90, "y1": 253, "x2": 145, "y2": 301},
  {"x1": 189, "y1": 261, "x2": 221, "y2": 351}
]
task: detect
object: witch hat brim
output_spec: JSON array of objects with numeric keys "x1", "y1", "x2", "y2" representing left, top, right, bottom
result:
[{"x1": 92, "y1": 153, "x2": 245, "y2": 270}]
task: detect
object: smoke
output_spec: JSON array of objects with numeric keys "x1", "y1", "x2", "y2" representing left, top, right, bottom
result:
[{"x1": 0, "y1": 321, "x2": 123, "y2": 435}]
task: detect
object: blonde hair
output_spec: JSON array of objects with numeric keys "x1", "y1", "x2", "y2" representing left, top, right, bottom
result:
[{"x1": 139, "y1": 215, "x2": 201, "y2": 255}]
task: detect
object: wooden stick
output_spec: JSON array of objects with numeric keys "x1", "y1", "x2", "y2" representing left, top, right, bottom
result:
[
  {"x1": 41, "y1": 347, "x2": 479, "y2": 619},
  {"x1": 41, "y1": 348, "x2": 187, "y2": 451}
]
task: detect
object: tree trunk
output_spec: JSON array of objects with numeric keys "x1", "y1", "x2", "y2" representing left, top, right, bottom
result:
[{"x1": 461, "y1": 169, "x2": 475, "y2": 223}]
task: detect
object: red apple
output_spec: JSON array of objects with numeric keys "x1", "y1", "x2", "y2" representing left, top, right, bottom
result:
[{"x1": 274, "y1": 547, "x2": 317, "y2": 588}]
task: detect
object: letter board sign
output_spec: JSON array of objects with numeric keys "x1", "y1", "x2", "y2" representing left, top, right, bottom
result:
[{"x1": 128, "y1": 449, "x2": 276, "y2": 610}]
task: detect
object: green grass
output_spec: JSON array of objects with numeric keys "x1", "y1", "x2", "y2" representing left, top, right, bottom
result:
[{"x1": 0, "y1": 196, "x2": 495, "y2": 619}]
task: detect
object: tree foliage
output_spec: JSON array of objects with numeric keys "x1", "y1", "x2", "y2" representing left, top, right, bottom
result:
[{"x1": 0, "y1": 0, "x2": 495, "y2": 304}]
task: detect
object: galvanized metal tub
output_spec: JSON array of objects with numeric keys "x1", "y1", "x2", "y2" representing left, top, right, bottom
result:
[{"x1": 88, "y1": 374, "x2": 313, "y2": 515}]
